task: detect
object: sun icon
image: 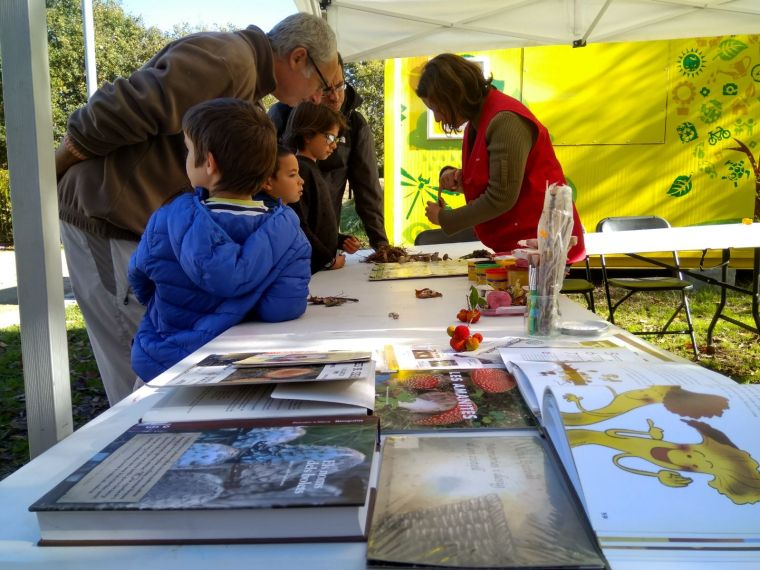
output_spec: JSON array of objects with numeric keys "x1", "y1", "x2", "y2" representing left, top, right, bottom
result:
[{"x1": 677, "y1": 48, "x2": 707, "y2": 78}]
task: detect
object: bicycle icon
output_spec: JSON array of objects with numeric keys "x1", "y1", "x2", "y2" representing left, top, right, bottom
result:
[{"x1": 708, "y1": 126, "x2": 730, "y2": 145}]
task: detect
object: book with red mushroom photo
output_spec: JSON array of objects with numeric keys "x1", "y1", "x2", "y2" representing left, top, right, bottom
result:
[{"x1": 374, "y1": 368, "x2": 537, "y2": 433}]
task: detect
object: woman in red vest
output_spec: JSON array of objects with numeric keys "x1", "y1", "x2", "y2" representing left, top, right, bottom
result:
[{"x1": 416, "y1": 54, "x2": 586, "y2": 263}]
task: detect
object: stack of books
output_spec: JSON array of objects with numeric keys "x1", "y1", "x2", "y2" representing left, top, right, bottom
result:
[{"x1": 29, "y1": 350, "x2": 379, "y2": 545}]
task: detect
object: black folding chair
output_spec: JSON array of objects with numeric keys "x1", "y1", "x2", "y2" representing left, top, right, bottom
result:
[
  {"x1": 561, "y1": 255, "x2": 595, "y2": 312},
  {"x1": 414, "y1": 227, "x2": 478, "y2": 245},
  {"x1": 596, "y1": 216, "x2": 698, "y2": 358}
]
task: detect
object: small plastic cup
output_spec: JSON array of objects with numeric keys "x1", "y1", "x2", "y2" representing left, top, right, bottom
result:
[
  {"x1": 524, "y1": 294, "x2": 560, "y2": 337},
  {"x1": 474, "y1": 261, "x2": 499, "y2": 284},
  {"x1": 484, "y1": 267, "x2": 509, "y2": 291},
  {"x1": 467, "y1": 258, "x2": 490, "y2": 282}
]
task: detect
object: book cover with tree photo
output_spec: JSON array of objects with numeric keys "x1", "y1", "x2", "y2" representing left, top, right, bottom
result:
[
  {"x1": 367, "y1": 434, "x2": 606, "y2": 569},
  {"x1": 374, "y1": 369, "x2": 537, "y2": 432},
  {"x1": 29, "y1": 417, "x2": 379, "y2": 544}
]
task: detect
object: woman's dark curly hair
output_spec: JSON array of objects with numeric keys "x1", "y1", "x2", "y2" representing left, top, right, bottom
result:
[
  {"x1": 415, "y1": 54, "x2": 493, "y2": 134},
  {"x1": 283, "y1": 101, "x2": 347, "y2": 152}
]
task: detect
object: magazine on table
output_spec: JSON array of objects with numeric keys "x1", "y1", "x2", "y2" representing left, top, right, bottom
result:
[
  {"x1": 150, "y1": 352, "x2": 374, "y2": 388},
  {"x1": 455, "y1": 333, "x2": 669, "y2": 365},
  {"x1": 389, "y1": 343, "x2": 506, "y2": 370},
  {"x1": 232, "y1": 350, "x2": 371, "y2": 367},
  {"x1": 140, "y1": 382, "x2": 371, "y2": 424}
]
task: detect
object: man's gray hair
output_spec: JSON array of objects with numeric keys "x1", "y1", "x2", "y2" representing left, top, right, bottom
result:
[{"x1": 268, "y1": 13, "x2": 337, "y2": 66}]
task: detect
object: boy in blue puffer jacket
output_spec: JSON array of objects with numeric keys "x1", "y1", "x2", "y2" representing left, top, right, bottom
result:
[{"x1": 128, "y1": 98, "x2": 312, "y2": 382}]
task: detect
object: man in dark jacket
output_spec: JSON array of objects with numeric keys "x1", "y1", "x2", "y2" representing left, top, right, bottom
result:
[
  {"x1": 269, "y1": 56, "x2": 389, "y2": 251},
  {"x1": 54, "y1": 13, "x2": 338, "y2": 406}
]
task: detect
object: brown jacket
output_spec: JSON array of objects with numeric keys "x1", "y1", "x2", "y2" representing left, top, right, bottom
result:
[{"x1": 58, "y1": 26, "x2": 276, "y2": 240}]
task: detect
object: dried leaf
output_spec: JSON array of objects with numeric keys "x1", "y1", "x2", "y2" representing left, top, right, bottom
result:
[
  {"x1": 415, "y1": 288, "x2": 442, "y2": 299},
  {"x1": 308, "y1": 295, "x2": 359, "y2": 307}
]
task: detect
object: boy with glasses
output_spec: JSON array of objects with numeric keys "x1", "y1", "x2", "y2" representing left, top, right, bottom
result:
[
  {"x1": 284, "y1": 102, "x2": 361, "y2": 273},
  {"x1": 269, "y1": 55, "x2": 390, "y2": 252}
]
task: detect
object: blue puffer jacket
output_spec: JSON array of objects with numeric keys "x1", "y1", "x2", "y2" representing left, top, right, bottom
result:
[{"x1": 129, "y1": 188, "x2": 312, "y2": 381}]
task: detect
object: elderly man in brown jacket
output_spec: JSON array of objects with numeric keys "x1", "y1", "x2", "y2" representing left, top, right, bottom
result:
[{"x1": 55, "y1": 13, "x2": 339, "y2": 406}]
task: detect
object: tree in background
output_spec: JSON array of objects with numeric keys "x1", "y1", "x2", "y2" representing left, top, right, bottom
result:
[
  {"x1": 46, "y1": 0, "x2": 167, "y2": 150},
  {"x1": 344, "y1": 59, "x2": 384, "y2": 172},
  {"x1": 0, "y1": 0, "x2": 169, "y2": 244}
]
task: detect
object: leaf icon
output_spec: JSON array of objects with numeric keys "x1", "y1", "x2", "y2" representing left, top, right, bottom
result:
[
  {"x1": 716, "y1": 39, "x2": 747, "y2": 61},
  {"x1": 667, "y1": 174, "x2": 693, "y2": 197}
]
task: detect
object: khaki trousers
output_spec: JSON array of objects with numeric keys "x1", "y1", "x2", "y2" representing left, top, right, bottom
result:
[{"x1": 60, "y1": 222, "x2": 145, "y2": 406}]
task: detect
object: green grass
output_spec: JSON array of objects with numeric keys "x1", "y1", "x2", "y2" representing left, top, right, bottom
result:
[
  {"x1": 0, "y1": 305, "x2": 109, "y2": 481},
  {"x1": 1, "y1": 280, "x2": 757, "y2": 480},
  {"x1": 567, "y1": 279, "x2": 759, "y2": 384}
]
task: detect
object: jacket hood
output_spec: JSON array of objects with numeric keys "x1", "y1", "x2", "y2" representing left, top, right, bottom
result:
[
  {"x1": 341, "y1": 83, "x2": 362, "y2": 116},
  {"x1": 165, "y1": 190, "x2": 299, "y2": 298}
]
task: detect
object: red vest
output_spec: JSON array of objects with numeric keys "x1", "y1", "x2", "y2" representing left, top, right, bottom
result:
[{"x1": 462, "y1": 89, "x2": 586, "y2": 263}]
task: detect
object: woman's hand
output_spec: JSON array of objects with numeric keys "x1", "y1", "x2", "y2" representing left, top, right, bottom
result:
[
  {"x1": 439, "y1": 167, "x2": 463, "y2": 193},
  {"x1": 425, "y1": 201, "x2": 444, "y2": 225}
]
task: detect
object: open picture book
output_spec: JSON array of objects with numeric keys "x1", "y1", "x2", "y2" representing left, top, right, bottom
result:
[
  {"x1": 540, "y1": 378, "x2": 760, "y2": 551},
  {"x1": 506, "y1": 360, "x2": 736, "y2": 420}
]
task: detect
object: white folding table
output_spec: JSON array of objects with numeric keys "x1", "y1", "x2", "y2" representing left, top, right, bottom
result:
[
  {"x1": 0, "y1": 243, "x2": 756, "y2": 570},
  {"x1": 584, "y1": 222, "x2": 760, "y2": 346}
]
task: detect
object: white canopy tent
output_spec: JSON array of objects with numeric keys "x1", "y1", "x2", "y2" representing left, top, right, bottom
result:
[
  {"x1": 2, "y1": 0, "x2": 760, "y2": 457},
  {"x1": 297, "y1": 0, "x2": 760, "y2": 60}
]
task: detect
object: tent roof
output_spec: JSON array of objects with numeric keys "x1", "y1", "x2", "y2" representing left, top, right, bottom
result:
[{"x1": 297, "y1": 0, "x2": 760, "y2": 60}]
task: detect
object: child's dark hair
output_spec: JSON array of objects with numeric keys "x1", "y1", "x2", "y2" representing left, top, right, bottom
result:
[
  {"x1": 271, "y1": 145, "x2": 296, "y2": 178},
  {"x1": 283, "y1": 101, "x2": 347, "y2": 152},
  {"x1": 182, "y1": 98, "x2": 276, "y2": 194}
]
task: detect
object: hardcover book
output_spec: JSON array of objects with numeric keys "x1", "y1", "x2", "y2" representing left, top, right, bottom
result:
[
  {"x1": 367, "y1": 433, "x2": 606, "y2": 569},
  {"x1": 541, "y1": 379, "x2": 760, "y2": 551},
  {"x1": 374, "y1": 368, "x2": 537, "y2": 432},
  {"x1": 29, "y1": 416, "x2": 379, "y2": 545}
]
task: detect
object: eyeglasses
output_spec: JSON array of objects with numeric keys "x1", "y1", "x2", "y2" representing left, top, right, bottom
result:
[
  {"x1": 322, "y1": 81, "x2": 346, "y2": 96},
  {"x1": 323, "y1": 133, "x2": 346, "y2": 144},
  {"x1": 306, "y1": 50, "x2": 331, "y2": 92}
]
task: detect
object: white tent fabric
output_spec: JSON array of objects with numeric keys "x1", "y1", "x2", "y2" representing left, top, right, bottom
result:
[{"x1": 296, "y1": 0, "x2": 760, "y2": 61}]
